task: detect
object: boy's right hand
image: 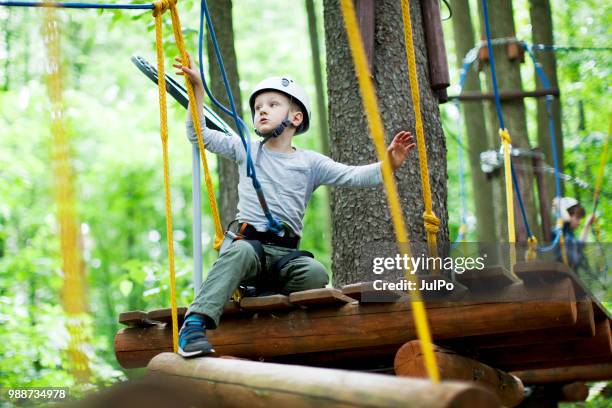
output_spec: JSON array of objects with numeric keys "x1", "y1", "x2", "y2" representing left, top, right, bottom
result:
[{"x1": 173, "y1": 53, "x2": 204, "y2": 93}]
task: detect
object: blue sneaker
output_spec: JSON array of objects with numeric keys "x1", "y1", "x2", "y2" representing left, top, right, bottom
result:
[{"x1": 178, "y1": 313, "x2": 215, "y2": 357}]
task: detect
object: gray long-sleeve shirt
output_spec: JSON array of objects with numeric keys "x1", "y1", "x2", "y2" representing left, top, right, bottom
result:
[{"x1": 187, "y1": 120, "x2": 383, "y2": 236}]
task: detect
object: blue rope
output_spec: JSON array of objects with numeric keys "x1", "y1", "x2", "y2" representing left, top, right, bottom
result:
[
  {"x1": 0, "y1": 1, "x2": 153, "y2": 9},
  {"x1": 450, "y1": 60, "x2": 472, "y2": 249},
  {"x1": 481, "y1": 0, "x2": 505, "y2": 131},
  {"x1": 199, "y1": 0, "x2": 283, "y2": 233}
]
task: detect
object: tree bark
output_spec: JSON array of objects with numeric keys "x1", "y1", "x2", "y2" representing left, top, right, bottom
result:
[
  {"x1": 529, "y1": 0, "x2": 564, "y2": 203},
  {"x1": 206, "y1": 0, "x2": 240, "y2": 229},
  {"x1": 324, "y1": 0, "x2": 448, "y2": 286},
  {"x1": 449, "y1": 0, "x2": 496, "y2": 243},
  {"x1": 478, "y1": 0, "x2": 539, "y2": 244}
]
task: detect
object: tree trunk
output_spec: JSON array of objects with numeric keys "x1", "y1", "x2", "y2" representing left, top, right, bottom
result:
[
  {"x1": 324, "y1": 0, "x2": 448, "y2": 286},
  {"x1": 529, "y1": 0, "x2": 564, "y2": 203},
  {"x1": 478, "y1": 0, "x2": 539, "y2": 244},
  {"x1": 449, "y1": 0, "x2": 496, "y2": 243},
  {"x1": 206, "y1": 0, "x2": 240, "y2": 229}
]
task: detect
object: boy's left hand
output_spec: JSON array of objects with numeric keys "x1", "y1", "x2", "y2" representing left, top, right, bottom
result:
[{"x1": 387, "y1": 131, "x2": 416, "y2": 171}]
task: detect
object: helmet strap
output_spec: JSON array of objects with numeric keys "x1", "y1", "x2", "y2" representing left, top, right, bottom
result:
[{"x1": 255, "y1": 105, "x2": 295, "y2": 143}]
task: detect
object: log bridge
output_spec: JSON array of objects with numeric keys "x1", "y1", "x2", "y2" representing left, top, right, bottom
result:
[{"x1": 115, "y1": 261, "x2": 611, "y2": 407}]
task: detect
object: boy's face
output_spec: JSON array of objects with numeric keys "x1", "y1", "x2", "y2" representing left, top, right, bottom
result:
[
  {"x1": 253, "y1": 91, "x2": 302, "y2": 134},
  {"x1": 569, "y1": 213, "x2": 583, "y2": 230}
]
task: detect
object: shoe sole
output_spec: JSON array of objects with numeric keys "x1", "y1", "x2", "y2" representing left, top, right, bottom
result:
[{"x1": 178, "y1": 347, "x2": 215, "y2": 358}]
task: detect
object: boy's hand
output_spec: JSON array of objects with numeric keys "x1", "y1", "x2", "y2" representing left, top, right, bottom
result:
[
  {"x1": 173, "y1": 53, "x2": 204, "y2": 94},
  {"x1": 387, "y1": 131, "x2": 416, "y2": 171}
]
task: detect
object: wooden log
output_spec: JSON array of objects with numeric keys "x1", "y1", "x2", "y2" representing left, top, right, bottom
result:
[
  {"x1": 511, "y1": 363, "x2": 612, "y2": 384},
  {"x1": 447, "y1": 88, "x2": 559, "y2": 102},
  {"x1": 116, "y1": 278, "x2": 577, "y2": 369},
  {"x1": 147, "y1": 353, "x2": 500, "y2": 408},
  {"x1": 289, "y1": 288, "x2": 356, "y2": 307},
  {"x1": 560, "y1": 382, "x2": 589, "y2": 402},
  {"x1": 420, "y1": 0, "x2": 451, "y2": 91},
  {"x1": 478, "y1": 320, "x2": 611, "y2": 371},
  {"x1": 443, "y1": 300, "x2": 595, "y2": 351},
  {"x1": 239, "y1": 294, "x2": 294, "y2": 312},
  {"x1": 394, "y1": 340, "x2": 524, "y2": 407}
]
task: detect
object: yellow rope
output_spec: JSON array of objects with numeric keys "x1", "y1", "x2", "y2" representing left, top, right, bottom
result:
[
  {"x1": 399, "y1": 0, "x2": 440, "y2": 264},
  {"x1": 499, "y1": 129, "x2": 517, "y2": 270},
  {"x1": 43, "y1": 5, "x2": 90, "y2": 381},
  {"x1": 526, "y1": 236, "x2": 538, "y2": 261},
  {"x1": 339, "y1": 0, "x2": 439, "y2": 383},
  {"x1": 153, "y1": 0, "x2": 224, "y2": 251},
  {"x1": 153, "y1": 2, "x2": 179, "y2": 353},
  {"x1": 593, "y1": 114, "x2": 611, "y2": 208}
]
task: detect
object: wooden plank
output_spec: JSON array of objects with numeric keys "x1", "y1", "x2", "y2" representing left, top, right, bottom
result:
[
  {"x1": 289, "y1": 288, "x2": 356, "y2": 307},
  {"x1": 341, "y1": 281, "x2": 405, "y2": 302},
  {"x1": 239, "y1": 294, "x2": 294, "y2": 312},
  {"x1": 221, "y1": 300, "x2": 243, "y2": 316},
  {"x1": 118, "y1": 311, "x2": 157, "y2": 327},
  {"x1": 511, "y1": 363, "x2": 612, "y2": 384},
  {"x1": 420, "y1": 0, "x2": 450, "y2": 91},
  {"x1": 115, "y1": 278, "x2": 578, "y2": 369},
  {"x1": 455, "y1": 265, "x2": 520, "y2": 291},
  {"x1": 514, "y1": 260, "x2": 611, "y2": 320},
  {"x1": 394, "y1": 340, "x2": 524, "y2": 407},
  {"x1": 148, "y1": 353, "x2": 500, "y2": 408},
  {"x1": 147, "y1": 307, "x2": 188, "y2": 325}
]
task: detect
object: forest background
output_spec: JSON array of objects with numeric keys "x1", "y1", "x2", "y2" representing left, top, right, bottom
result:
[{"x1": 0, "y1": 0, "x2": 610, "y2": 403}]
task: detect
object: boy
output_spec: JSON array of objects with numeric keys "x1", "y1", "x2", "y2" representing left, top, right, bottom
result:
[
  {"x1": 173, "y1": 55, "x2": 416, "y2": 357},
  {"x1": 551, "y1": 197, "x2": 595, "y2": 271}
]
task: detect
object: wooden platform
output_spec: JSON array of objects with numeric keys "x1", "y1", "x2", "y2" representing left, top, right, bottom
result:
[{"x1": 115, "y1": 261, "x2": 611, "y2": 386}]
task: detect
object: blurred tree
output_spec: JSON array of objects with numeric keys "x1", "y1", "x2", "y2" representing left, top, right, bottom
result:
[
  {"x1": 324, "y1": 0, "x2": 449, "y2": 285},
  {"x1": 449, "y1": 0, "x2": 496, "y2": 243},
  {"x1": 478, "y1": 0, "x2": 539, "y2": 243},
  {"x1": 529, "y1": 0, "x2": 564, "y2": 200}
]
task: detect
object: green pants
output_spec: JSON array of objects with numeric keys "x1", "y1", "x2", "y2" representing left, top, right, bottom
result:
[{"x1": 187, "y1": 239, "x2": 329, "y2": 329}]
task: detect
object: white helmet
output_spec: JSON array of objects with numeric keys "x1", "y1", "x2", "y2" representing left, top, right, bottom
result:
[
  {"x1": 552, "y1": 197, "x2": 579, "y2": 222},
  {"x1": 248, "y1": 77, "x2": 311, "y2": 135}
]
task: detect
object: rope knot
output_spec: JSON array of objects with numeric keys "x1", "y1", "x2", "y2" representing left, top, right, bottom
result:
[
  {"x1": 525, "y1": 235, "x2": 538, "y2": 261},
  {"x1": 423, "y1": 212, "x2": 440, "y2": 234},
  {"x1": 499, "y1": 128, "x2": 512, "y2": 145},
  {"x1": 153, "y1": 0, "x2": 176, "y2": 16}
]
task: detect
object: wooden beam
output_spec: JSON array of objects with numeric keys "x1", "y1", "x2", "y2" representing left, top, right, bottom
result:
[
  {"x1": 394, "y1": 340, "x2": 524, "y2": 407},
  {"x1": 447, "y1": 88, "x2": 559, "y2": 102},
  {"x1": 420, "y1": 0, "x2": 451, "y2": 93},
  {"x1": 118, "y1": 311, "x2": 157, "y2": 328},
  {"x1": 147, "y1": 353, "x2": 500, "y2": 408},
  {"x1": 355, "y1": 0, "x2": 375, "y2": 73},
  {"x1": 559, "y1": 382, "x2": 589, "y2": 402},
  {"x1": 115, "y1": 279, "x2": 577, "y2": 369},
  {"x1": 511, "y1": 363, "x2": 612, "y2": 384}
]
